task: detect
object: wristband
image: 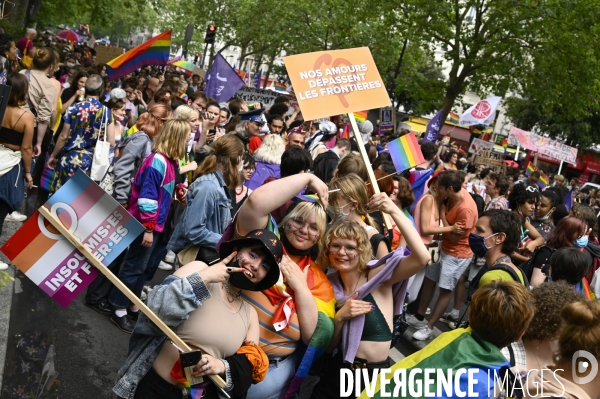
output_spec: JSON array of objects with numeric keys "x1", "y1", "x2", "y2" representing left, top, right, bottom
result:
[
  {"x1": 145, "y1": 228, "x2": 153, "y2": 233},
  {"x1": 220, "y1": 358, "x2": 233, "y2": 391}
]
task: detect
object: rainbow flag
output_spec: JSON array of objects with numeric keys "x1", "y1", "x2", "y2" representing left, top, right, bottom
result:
[
  {"x1": 353, "y1": 110, "x2": 368, "y2": 123},
  {"x1": 359, "y1": 328, "x2": 511, "y2": 399},
  {"x1": 293, "y1": 194, "x2": 319, "y2": 203},
  {"x1": 107, "y1": 30, "x2": 172, "y2": 80},
  {"x1": 447, "y1": 111, "x2": 459, "y2": 125},
  {"x1": 170, "y1": 358, "x2": 206, "y2": 399},
  {"x1": 173, "y1": 60, "x2": 196, "y2": 72},
  {"x1": 525, "y1": 163, "x2": 536, "y2": 176},
  {"x1": 525, "y1": 163, "x2": 549, "y2": 189},
  {"x1": 275, "y1": 79, "x2": 288, "y2": 91},
  {"x1": 387, "y1": 132, "x2": 426, "y2": 173}
]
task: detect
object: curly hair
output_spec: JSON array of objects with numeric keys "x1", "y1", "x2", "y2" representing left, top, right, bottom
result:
[
  {"x1": 507, "y1": 182, "x2": 540, "y2": 211},
  {"x1": 523, "y1": 280, "x2": 584, "y2": 341},
  {"x1": 318, "y1": 221, "x2": 371, "y2": 273}
]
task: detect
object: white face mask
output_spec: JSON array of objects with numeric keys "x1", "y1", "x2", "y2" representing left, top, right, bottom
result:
[{"x1": 66, "y1": 62, "x2": 75, "y2": 68}]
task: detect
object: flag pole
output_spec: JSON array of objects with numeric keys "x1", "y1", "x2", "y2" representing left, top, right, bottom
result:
[
  {"x1": 348, "y1": 112, "x2": 393, "y2": 230},
  {"x1": 38, "y1": 207, "x2": 229, "y2": 394},
  {"x1": 558, "y1": 160, "x2": 564, "y2": 175}
]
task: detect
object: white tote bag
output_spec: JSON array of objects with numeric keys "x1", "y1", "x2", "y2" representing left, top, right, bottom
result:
[{"x1": 90, "y1": 107, "x2": 111, "y2": 182}]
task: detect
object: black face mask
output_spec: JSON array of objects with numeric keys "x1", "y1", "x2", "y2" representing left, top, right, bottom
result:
[{"x1": 227, "y1": 259, "x2": 259, "y2": 291}]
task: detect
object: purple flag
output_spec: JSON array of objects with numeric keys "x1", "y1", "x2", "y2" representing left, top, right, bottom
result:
[
  {"x1": 205, "y1": 53, "x2": 245, "y2": 101},
  {"x1": 422, "y1": 109, "x2": 443, "y2": 143},
  {"x1": 253, "y1": 70, "x2": 262, "y2": 88}
]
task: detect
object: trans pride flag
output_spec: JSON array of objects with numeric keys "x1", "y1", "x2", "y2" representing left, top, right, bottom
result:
[
  {"x1": 107, "y1": 30, "x2": 172, "y2": 80},
  {"x1": 359, "y1": 328, "x2": 512, "y2": 399}
]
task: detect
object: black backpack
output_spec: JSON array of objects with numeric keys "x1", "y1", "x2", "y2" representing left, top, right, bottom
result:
[{"x1": 487, "y1": 263, "x2": 530, "y2": 287}]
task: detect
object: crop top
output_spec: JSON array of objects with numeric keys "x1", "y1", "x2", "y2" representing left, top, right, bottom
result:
[
  {"x1": 0, "y1": 111, "x2": 26, "y2": 146},
  {"x1": 360, "y1": 293, "x2": 393, "y2": 342}
]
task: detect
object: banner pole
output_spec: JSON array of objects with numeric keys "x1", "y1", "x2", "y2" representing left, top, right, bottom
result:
[
  {"x1": 347, "y1": 113, "x2": 393, "y2": 230},
  {"x1": 558, "y1": 160, "x2": 564, "y2": 175},
  {"x1": 38, "y1": 207, "x2": 228, "y2": 392}
]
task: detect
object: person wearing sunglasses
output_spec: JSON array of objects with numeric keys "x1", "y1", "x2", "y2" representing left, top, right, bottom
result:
[{"x1": 507, "y1": 183, "x2": 545, "y2": 264}]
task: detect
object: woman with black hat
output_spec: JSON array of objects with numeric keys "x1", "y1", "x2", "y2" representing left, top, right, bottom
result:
[{"x1": 113, "y1": 229, "x2": 283, "y2": 399}]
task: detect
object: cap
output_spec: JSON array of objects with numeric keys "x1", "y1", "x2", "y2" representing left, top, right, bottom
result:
[
  {"x1": 110, "y1": 88, "x2": 126, "y2": 101},
  {"x1": 239, "y1": 108, "x2": 266, "y2": 123},
  {"x1": 428, "y1": 169, "x2": 445, "y2": 188},
  {"x1": 219, "y1": 229, "x2": 283, "y2": 291}
]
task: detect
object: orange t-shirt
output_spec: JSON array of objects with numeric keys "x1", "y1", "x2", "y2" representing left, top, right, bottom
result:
[{"x1": 441, "y1": 189, "x2": 478, "y2": 258}]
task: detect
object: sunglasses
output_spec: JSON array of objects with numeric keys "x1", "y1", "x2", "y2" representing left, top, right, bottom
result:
[{"x1": 526, "y1": 186, "x2": 539, "y2": 192}]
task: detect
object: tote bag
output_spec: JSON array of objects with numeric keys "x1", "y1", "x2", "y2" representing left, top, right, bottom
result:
[{"x1": 90, "y1": 108, "x2": 111, "y2": 182}]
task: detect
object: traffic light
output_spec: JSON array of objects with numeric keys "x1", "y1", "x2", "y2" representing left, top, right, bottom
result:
[
  {"x1": 204, "y1": 24, "x2": 217, "y2": 44},
  {"x1": 194, "y1": 53, "x2": 199, "y2": 63}
]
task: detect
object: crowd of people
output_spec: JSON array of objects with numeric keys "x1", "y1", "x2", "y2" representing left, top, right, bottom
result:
[{"x1": 1, "y1": 28, "x2": 600, "y2": 399}]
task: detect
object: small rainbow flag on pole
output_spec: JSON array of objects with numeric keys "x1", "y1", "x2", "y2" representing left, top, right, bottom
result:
[
  {"x1": 387, "y1": 132, "x2": 426, "y2": 173},
  {"x1": 107, "y1": 30, "x2": 172, "y2": 80},
  {"x1": 353, "y1": 110, "x2": 368, "y2": 123},
  {"x1": 525, "y1": 162, "x2": 549, "y2": 189}
]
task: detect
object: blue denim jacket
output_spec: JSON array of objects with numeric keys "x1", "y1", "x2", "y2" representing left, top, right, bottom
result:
[
  {"x1": 168, "y1": 170, "x2": 232, "y2": 253},
  {"x1": 112, "y1": 273, "x2": 211, "y2": 399}
]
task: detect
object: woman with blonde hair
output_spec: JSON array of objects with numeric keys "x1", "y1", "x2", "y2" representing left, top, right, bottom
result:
[
  {"x1": 167, "y1": 134, "x2": 245, "y2": 265},
  {"x1": 113, "y1": 103, "x2": 172, "y2": 207},
  {"x1": 231, "y1": 173, "x2": 334, "y2": 399},
  {"x1": 311, "y1": 193, "x2": 430, "y2": 399},
  {"x1": 108, "y1": 118, "x2": 191, "y2": 333},
  {"x1": 328, "y1": 173, "x2": 390, "y2": 259},
  {"x1": 244, "y1": 134, "x2": 285, "y2": 190}
]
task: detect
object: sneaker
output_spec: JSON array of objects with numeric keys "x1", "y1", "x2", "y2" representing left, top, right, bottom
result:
[
  {"x1": 5, "y1": 211, "x2": 26, "y2": 222},
  {"x1": 110, "y1": 314, "x2": 135, "y2": 333},
  {"x1": 164, "y1": 250, "x2": 176, "y2": 264},
  {"x1": 440, "y1": 312, "x2": 460, "y2": 324},
  {"x1": 412, "y1": 325, "x2": 433, "y2": 341},
  {"x1": 448, "y1": 321, "x2": 469, "y2": 330},
  {"x1": 158, "y1": 261, "x2": 173, "y2": 271},
  {"x1": 0, "y1": 261, "x2": 8, "y2": 271},
  {"x1": 405, "y1": 314, "x2": 427, "y2": 328}
]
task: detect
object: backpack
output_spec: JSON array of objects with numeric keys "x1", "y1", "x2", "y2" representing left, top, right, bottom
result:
[
  {"x1": 519, "y1": 246, "x2": 555, "y2": 282},
  {"x1": 487, "y1": 263, "x2": 530, "y2": 287}
]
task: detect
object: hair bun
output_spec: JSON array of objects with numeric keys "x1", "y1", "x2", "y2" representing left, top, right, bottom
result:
[{"x1": 561, "y1": 301, "x2": 600, "y2": 328}]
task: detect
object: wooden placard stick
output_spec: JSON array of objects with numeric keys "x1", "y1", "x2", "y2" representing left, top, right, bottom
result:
[
  {"x1": 38, "y1": 206, "x2": 228, "y2": 392},
  {"x1": 347, "y1": 112, "x2": 393, "y2": 230}
]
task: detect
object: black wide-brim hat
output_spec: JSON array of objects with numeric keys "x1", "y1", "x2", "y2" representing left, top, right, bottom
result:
[{"x1": 219, "y1": 229, "x2": 283, "y2": 291}]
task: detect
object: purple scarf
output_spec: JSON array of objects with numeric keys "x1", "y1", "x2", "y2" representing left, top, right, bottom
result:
[{"x1": 328, "y1": 250, "x2": 409, "y2": 363}]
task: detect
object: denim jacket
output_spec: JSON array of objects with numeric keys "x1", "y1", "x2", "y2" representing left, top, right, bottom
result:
[
  {"x1": 112, "y1": 273, "x2": 211, "y2": 399},
  {"x1": 168, "y1": 170, "x2": 232, "y2": 253}
]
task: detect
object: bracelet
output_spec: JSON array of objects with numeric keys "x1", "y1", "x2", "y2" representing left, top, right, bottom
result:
[
  {"x1": 145, "y1": 228, "x2": 153, "y2": 233},
  {"x1": 220, "y1": 358, "x2": 233, "y2": 391}
]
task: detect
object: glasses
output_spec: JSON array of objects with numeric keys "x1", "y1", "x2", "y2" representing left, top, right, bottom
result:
[
  {"x1": 287, "y1": 218, "x2": 320, "y2": 239},
  {"x1": 329, "y1": 243, "x2": 358, "y2": 257},
  {"x1": 526, "y1": 186, "x2": 539, "y2": 192}
]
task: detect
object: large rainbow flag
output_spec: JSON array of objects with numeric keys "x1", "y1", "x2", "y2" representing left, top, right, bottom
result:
[
  {"x1": 387, "y1": 132, "x2": 426, "y2": 173},
  {"x1": 359, "y1": 328, "x2": 512, "y2": 399},
  {"x1": 107, "y1": 30, "x2": 172, "y2": 80}
]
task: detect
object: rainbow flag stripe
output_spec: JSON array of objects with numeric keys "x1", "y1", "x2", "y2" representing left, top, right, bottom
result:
[
  {"x1": 173, "y1": 60, "x2": 196, "y2": 72},
  {"x1": 525, "y1": 163, "x2": 549, "y2": 189},
  {"x1": 448, "y1": 111, "x2": 459, "y2": 125},
  {"x1": 293, "y1": 194, "x2": 319, "y2": 203},
  {"x1": 107, "y1": 30, "x2": 172, "y2": 80},
  {"x1": 525, "y1": 163, "x2": 536, "y2": 176},
  {"x1": 360, "y1": 328, "x2": 511, "y2": 398},
  {"x1": 387, "y1": 132, "x2": 426, "y2": 173},
  {"x1": 275, "y1": 81, "x2": 287, "y2": 91},
  {"x1": 353, "y1": 110, "x2": 368, "y2": 123}
]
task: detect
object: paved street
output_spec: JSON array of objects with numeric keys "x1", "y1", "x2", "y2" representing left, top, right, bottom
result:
[{"x1": 0, "y1": 216, "x2": 465, "y2": 398}]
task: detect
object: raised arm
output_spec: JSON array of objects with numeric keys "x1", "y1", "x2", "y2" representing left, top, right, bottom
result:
[
  {"x1": 237, "y1": 173, "x2": 328, "y2": 235},
  {"x1": 367, "y1": 193, "x2": 430, "y2": 286}
]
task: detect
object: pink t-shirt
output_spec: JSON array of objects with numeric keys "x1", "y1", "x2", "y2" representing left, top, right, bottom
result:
[{"x1": 17, "y1": 37, "x2": 34, "y2": 56}]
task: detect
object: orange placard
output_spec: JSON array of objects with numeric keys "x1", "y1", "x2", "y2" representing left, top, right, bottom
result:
[{"x1": 283, "y1": 47, "x2": 391, "y2": 121}]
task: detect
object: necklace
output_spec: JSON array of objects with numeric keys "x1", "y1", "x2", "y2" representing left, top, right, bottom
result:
[
  {"x1": 351, "y1": 271, "x2": 366, "y2": 294},
  {"x1": 236, "y1": 185, "x2": 244, "y2": 196},
  {"x1": 223, "y1": 281, "x2": 242, "y2": 302}
]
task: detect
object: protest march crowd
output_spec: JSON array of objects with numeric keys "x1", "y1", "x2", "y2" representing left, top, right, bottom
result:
[{"x1": 1, "y1": 27, "x2": 600, "y2": 399}]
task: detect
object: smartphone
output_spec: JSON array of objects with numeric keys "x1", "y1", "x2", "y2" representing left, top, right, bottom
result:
[{"x1": 180, "y1": 350, "x2": 204, "y2": 385}]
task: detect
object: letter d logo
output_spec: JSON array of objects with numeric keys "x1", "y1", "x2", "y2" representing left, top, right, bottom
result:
[{"x1": 572, "y1": 350, "x2": 598, "y2": 384}]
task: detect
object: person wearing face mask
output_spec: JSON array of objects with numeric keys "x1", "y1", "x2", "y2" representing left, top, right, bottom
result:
[
  {"x1": 526, "y1": 216, "x2": 591, "y2": 287},
  {"x1": 328, "y1": 173, "x2": 391, "y2": 260},
  {"x1": 470, "y1": 210, "x2": 529, "y2": 288},
  {"x1": 530, "y1": 189, "x2": 560, "y2": 240},
  {"x1": 167, "y1": 134, "x2": 245, "y2": 266}
]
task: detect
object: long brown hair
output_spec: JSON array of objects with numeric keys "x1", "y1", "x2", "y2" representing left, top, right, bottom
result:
[{"x1": 194, "y1": 134, "x2": 244, "y2": 189}]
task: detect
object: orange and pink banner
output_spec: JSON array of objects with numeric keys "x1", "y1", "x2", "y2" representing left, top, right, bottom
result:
[
  {"x1": 1, "y1": 170, "x2": 144, "y2": 307},
  {"x1": 508, "y1": 127, "x2": 578, "y2": 164}
]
